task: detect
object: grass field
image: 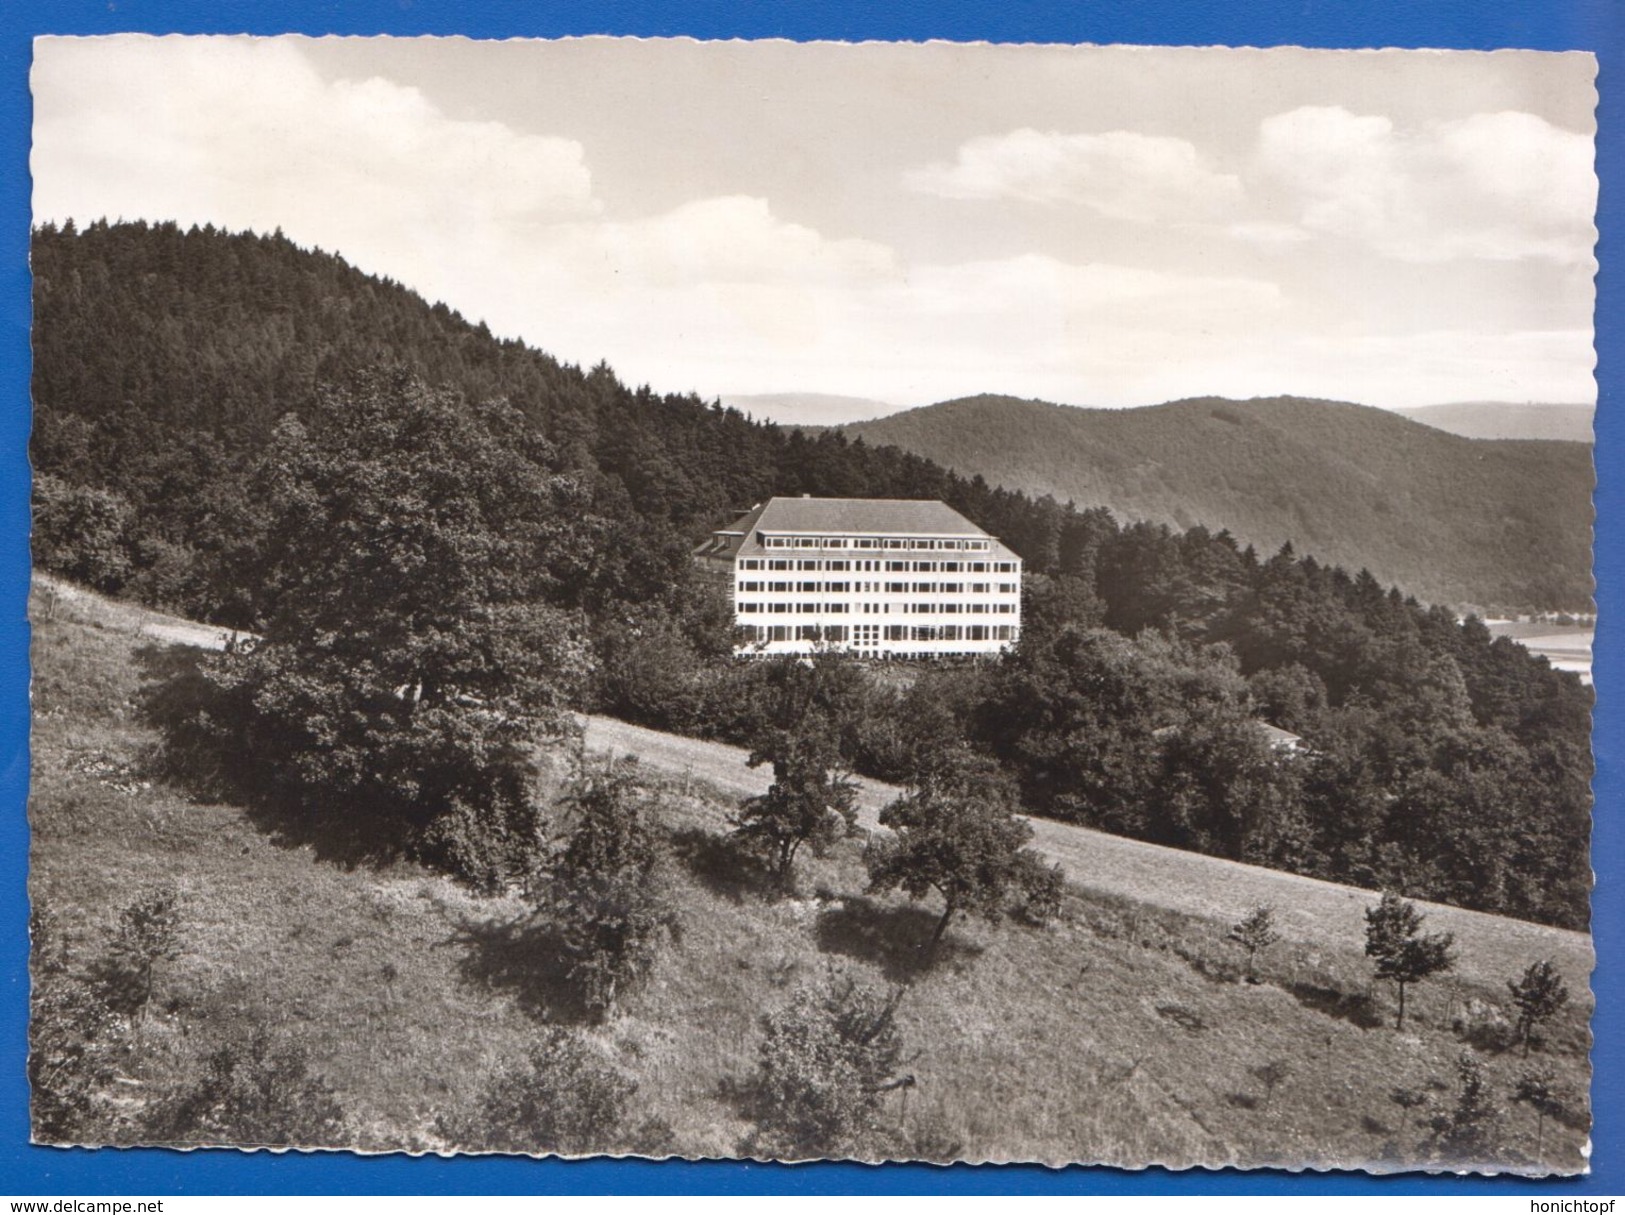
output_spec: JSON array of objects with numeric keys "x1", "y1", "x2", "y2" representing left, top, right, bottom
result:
[{"x1": 30, "y1": 578, "x2": 1593, "y2": 1171}]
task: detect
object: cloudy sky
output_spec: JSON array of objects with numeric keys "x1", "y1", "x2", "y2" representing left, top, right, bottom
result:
[{"x1": 31, "y1": 36, "x2": 1598, "y2": 415}]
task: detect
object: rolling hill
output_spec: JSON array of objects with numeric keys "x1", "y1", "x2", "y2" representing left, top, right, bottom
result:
[
  {"x1": 841, "y1": 395, "x2": 1594, "y2": 610},
  {"x1": 1393, "y1": 401, "x2": 1594, "y2": 443}
]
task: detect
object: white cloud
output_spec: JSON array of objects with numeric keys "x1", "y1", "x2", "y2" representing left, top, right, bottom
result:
[
  {"x1": 28, "y1": 38, "x2": 1595, "y2": 411},
  {"x1": 541, "y1": 196, "x2": 900, "y2": 288},
  {"x1": 1254, "y1": 106, "x2": 1596, "y2": 264},
  {"x1": 32, "y1": 36, "x2": 597, "y2": 312},
  {"x1": 906, "y1": 128, "x2": 1245, "y2": 223}
]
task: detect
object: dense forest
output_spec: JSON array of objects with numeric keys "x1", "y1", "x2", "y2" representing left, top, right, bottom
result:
[
  {"x1": 30, "y1": 219, "x2": 1594, "y2": 930},
  {"x1": 842, "y1": 395, "x2": 1595, "y2": 611}
]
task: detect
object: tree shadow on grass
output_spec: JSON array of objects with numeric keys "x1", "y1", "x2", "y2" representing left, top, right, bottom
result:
[
  {"x1": 1285, "y1": 980, "x2": 1385, "y2": 1030},
  {"x1": 814, "y1": 894, "x2": 982, "y2": 984},
  {"x1": 446, "y1": 911, "x2": 595, "y2": 1026},
  {"x1": 131, "y1": 643, "x2": 409, "y2": 872},
  {"x1": 669, "y1": 827, "x2": 774, "y2": 904}
]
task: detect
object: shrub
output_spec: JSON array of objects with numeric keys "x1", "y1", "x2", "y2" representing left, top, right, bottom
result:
[
  {"x1": 150, "y1": 1023, "x2": 346, "y2": 1147},
  {"x1": 528, "y1": 761, "x2": 678, "y2": 1020},
  {"x1": 438, "y1": 1027, "x2": 655, "y2": 1156},
  {"x1": 746, "y1": 971, "x2": 908, "y2": 1160}
]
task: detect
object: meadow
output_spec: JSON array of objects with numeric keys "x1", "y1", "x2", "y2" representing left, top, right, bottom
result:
[{"x1": 28, "y1": 579, "x2": 1592, "y2": 1171}]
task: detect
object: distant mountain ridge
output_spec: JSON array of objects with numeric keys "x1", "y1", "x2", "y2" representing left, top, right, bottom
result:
[
  {"x1": 840, "y1": 394, "x2": 1593, "y2": 610},
  {"x1": 719, "y1": 392, "x2": 901, "y2": 428},
  {"x1": 1392, "y1": 401, "x2": 1594, "y2": 442}
]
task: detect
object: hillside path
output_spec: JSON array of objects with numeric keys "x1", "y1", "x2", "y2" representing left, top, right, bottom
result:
[{"x1": 582, "y1": 714, "x2": 1593, "y2": 988}]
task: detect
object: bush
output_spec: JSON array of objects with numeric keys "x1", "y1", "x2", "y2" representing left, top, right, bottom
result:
[
  {"x1": 528, "y1": 761, "x2": 678, "y2": 1019},
  {"x1": 438, "y1": 1027, "x2": 662, "y2": 1156},
  {"x1": 149, "y1": 1022, "x2": 346, "y2": 1147},
  {"x1": 745, "y1": 971, "x2": 908, "y2": 1160}
]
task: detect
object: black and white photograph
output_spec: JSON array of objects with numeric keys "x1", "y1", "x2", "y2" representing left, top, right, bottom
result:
[{"x1": 24, "y1": 35, "x2": 1597, "y2": 1173}]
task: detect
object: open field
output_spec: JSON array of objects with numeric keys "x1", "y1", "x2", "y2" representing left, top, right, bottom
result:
[{"x1": 30, "y1": 578, "x2": 1593, "y2": 1171}]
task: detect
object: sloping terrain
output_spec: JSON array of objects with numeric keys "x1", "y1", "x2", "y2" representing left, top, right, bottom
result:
[
  {"x1": 841, "y1": 395, "x2": 1593, "y2": 609},
  {"x1": 29, "y1": 577, "x2": 1591, "y2": 1170}
]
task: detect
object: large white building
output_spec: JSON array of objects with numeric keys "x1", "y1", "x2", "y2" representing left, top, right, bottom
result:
[{"x1": 694, "y1": 497, "x2": 1023, "y2": 657}]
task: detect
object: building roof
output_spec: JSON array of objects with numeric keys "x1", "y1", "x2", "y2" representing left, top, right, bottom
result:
[{"x1": 695, "y1": 496, "x2": 1018, "y2": 563}]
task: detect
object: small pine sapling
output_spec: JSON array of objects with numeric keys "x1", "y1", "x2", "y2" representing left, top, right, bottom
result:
[
  {"x1": 1364, "y1": 892, "x2": 1454, "y2": 1030},
  {"x1": 1508, "y1": 960, "x2": 1570, "y2": 1057},
  {"x1": 1227, "y1": 905, "x2": 1281, "y2": 983}
]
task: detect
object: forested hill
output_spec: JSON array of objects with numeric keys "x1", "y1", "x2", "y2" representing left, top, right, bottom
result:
[
  {"x1": 31, "y1": 220, "x2": 1103, "y2": 622},
  {"x1": 30, "y1": 220, "x2": 1595, "y2": 931},
  {"x1": 842, "y1": 395, "x2": 1593, "y2": 611}
]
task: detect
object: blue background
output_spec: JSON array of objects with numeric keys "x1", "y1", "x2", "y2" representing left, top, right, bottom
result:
[{"x1": 0, "y1": 0, "x2": 1616, "y2": 1197}]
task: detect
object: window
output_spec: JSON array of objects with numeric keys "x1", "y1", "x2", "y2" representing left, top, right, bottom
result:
[
  {"x1": 997, "y1": 562, "x2": 1015, "y2": 573},
  {"x1": 970, "y1": 625, "x2": 989, "y2": 641},
  {"x1": 741, "y1": 559, "x2": 762, "y2": 571},
  {"x1": 769, "y1": 625, "x2": 790, "y2": 642},
  {"x1": 999, "y1": 582, "x2": 1017, "y2": 594},
  {"x1": 996, "y1": 625, "x2": 1014, "y2": 641},
  {"x1": 739, "y1": 603, "x2": 760, "y2": 613},
  {"x1": 942, "y1": 624, "x2": 961, "y2": 641},
  {"x1": 854, "y1": 538, "x2": 878, "y2": 550},
  {"x1": 886, "y1": 625, "x2": 908, "y2": 641},
  {"x1": 826, "y1": 602, "x2": 848, "y2": 613},
  {"x1": 770, "y1": 559, "x2": 792, "y2": 571},
  {"x1": 766, "y1": 536, "x2": 789, "y2": 549}
]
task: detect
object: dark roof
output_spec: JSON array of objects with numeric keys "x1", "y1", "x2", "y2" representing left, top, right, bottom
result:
[
  {"x1": 744, "y1": 497, "x2": 991, "y2": 538},
  {"x1": 695, "y1": 497, "x2": 1018, "y2": 563}
]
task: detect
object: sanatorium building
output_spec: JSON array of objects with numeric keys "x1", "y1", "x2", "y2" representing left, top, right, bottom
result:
[{"x1": 694, "y1": 496, "x2": 1023, "y2": 657}]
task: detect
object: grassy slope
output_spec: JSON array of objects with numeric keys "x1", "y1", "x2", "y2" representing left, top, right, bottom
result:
[
  {"x1": 31, "y1": 581, "x2": 1592, "y2": 1171},
  {"x1": 842, "y1": 395, "x2": 1594, "y2": 609}
]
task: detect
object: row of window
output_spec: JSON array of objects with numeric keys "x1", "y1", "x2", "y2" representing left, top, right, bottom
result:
[
  {"x1": 736, "y1": 580, "x2": 1018, "y2": 596},
  {"x1": 760, "y1": 536, "x2": 993, "y2": 552},
  {"x1": 739, "y1": 602, "x2": 1017, "y2": 616},
  {"x1": 746, "y1": 624, "x2": 1017, "y2": 643},
  {"x1": 739, "y1": 558, "x2": 1018, "y2": 574}
]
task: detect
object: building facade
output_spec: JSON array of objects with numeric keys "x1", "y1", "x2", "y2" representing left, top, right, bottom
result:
[{"x1": 694, "y1": 497, "x2": 1023, "y2": 657}]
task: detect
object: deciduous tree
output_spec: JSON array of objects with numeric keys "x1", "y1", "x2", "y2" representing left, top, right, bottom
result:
[{"x1": 866, "y1": 760, "x2": 1063, "y2": 957}]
